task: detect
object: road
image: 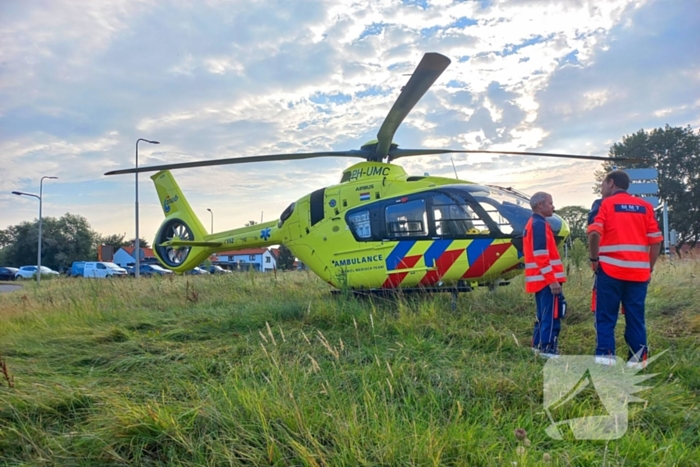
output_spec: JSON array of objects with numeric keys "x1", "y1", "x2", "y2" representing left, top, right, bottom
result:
[{"x1": 0, "y1": 284, "x2": 22, "y2": 293}]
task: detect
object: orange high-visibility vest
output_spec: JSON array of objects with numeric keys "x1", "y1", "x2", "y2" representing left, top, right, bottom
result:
[
  {"x1": 587, "y1": 191, "x2": 662, "y2": 282},
  {"x1": 523, "y1": 214, "x2": 566, "y2": 293}
]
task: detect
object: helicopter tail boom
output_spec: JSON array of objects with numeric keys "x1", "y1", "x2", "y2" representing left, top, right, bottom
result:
[{"x1": 149, "y1": 170, "x2": 285, "y2": 273}]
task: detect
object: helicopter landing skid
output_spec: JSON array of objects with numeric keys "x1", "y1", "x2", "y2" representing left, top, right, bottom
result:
[
  {"x1": 330, "y1": 281, "x2": 510, "y2": 297},
  {"x1": 331, "y1": 281, "x2": 510, "y2": 310},
  {"x1": 331, "y1": 285, "x2": 471, "y2": 296}
]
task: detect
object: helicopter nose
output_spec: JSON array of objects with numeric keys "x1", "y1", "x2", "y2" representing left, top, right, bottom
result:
[{"x1": 547, "y1": 214, "x2": 570, "y2": 245}]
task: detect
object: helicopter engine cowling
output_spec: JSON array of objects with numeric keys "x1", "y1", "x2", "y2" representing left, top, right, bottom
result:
[
  {"x1": 547, "y1": 213, "x2": 570, "y2": 245},
  {"x1": 511, "y1": 213, "x2": 570, "y2": 255}
]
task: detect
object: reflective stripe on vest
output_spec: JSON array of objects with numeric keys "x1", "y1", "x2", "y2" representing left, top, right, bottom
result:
[
  {"x1": 527, "y1": 271, "x2": 566, "y2": 282},
  {"x1": 599, "y1": 256, "x2": 650, "y2": 269},
  {"x1": 599, "y1": 244, "x2": 648, "y2": 253}
]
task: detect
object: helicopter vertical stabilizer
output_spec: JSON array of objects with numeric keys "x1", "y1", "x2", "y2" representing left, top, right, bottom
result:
[
  {"x1": 150, "y1": 170, "x2": 208, "y2": 237},
  {"x1": 149, "y1": 170, "x2": 219, "y2": 270}
]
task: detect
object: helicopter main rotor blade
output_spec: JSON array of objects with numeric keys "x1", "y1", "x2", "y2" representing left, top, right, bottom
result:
[
  {"x1": 104, "y1": 150, "x2": 370, "y2": 175},
  {"x1": 389, "y1": 148, "x2": 643, "y2": 162},
  {"x1": 375, "y1": 53, "x2": 451, "y2": 160}
]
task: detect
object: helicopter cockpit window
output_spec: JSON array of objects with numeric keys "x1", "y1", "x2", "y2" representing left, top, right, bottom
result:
[
  {"x1": 385, "y1": 199, "x2": 428, "y2": 237},
  {"x1": 277, "y1": 202, "x2": 296, "y2": 228},
  {"x1": 470, "y1": 186, "x2": 532, "y2": 235},
  {"x1": 348, "y1": 210, "x2": 372, "y2": 239},
  {"x1": 431, "y1": 193, "x2": 489, "y2": 236}
]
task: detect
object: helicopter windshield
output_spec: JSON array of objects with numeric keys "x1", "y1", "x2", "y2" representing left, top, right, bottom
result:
[{"x1": 441, "y1": 184, "x2": 532, "y2": 235}]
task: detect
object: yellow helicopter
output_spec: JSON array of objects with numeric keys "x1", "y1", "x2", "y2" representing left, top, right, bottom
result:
[{"x1": 106, "y1": 52, "x2": 629, "y2": 294}]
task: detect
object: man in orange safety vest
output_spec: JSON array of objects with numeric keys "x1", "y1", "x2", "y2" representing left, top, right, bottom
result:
[
  {"x1": 587, "y1": 170, "x2": 662, "y2": 368},
  {"x1": 523, "y1": 191, "x2": 567, "y2": 358}
]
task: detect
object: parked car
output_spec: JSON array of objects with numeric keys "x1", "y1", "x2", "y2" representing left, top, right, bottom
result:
[
  {"x1": 209, "y1": 265, "x2": 232, "y2": 274},
  {"x1": 185, "y1": 267, "x2": 209, "y2": 275},
  {"x1": 126, "y1": 264, "x2": 173, "y2": 277},
  {"x1": 15, "y1": 266, "x2": 60, "y2": 279},
  {"x1": 83, "y1": 262, "x2": 128, "y2": 278},
  {"x1": 0, "y1": 267, "x2": 19, "y2": 281}
]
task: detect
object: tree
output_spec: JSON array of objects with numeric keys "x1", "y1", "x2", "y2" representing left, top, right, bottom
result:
[
  {"x1": 277, "y1": 244, "x2": 296, "y2": 270},
  {"x1": 0, "y1": 229, "x2": 12, "y2": 249},
  {"x1": 0, "y1": 213, "x2": 100, "y2": 270},
  {"x1": 244, "y1": 220, "x2": 258, "y2": 227},
  {"x1": 595, "y1": 125, "x2": 700, "y2": 253},
  {"x1": 556, "y1": 206, "x2": 589, "y2": 241},
  {"x1": 99, "y1": 233, "x2": 130, "y2": 251},
  {"x1": 127, "y1": 237, "x2": 151, "y2": 248}
]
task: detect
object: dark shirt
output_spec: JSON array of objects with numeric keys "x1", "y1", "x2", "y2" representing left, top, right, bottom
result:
[
  {"x1": 588, "y1": 199, "x2": 602, "y2": 226},
  {"x1": 530, "y1": 213, "x2": 548, "y2": 252},
  {"x1": 588, "y1": 191, "x2": 627, "y2": 226}
]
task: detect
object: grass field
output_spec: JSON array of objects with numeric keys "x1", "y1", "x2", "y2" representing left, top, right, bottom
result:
[{"x1": 1, "y1": 259, "x2": 699, "y2": 466}]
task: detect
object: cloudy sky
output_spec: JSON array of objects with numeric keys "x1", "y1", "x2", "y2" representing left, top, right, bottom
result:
[{"x1": 1, "y1": 0, "x2": 698, "y2": 242}]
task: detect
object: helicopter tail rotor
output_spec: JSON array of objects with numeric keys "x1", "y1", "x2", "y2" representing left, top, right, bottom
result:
[{"x1": 151, "y1": 170, "x2": 213, "y2": 269}]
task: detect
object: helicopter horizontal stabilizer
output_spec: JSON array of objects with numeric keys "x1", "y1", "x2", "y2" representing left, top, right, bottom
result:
[{"x1": 159, "y1": 240, "x2": 223, "y2": 248}]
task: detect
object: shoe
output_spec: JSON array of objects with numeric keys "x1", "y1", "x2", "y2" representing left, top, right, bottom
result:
[
  {"x1": 531, "y1": 347, "x2": 540, "y2": 355},
  {"x1": 539, "y1": 352, "x2": 560, "y2": 359},
  {"x1": 595, "y1": 356, "x2": 617, "y2": 366},
  {"x1": 626, "y1": 360, "x2": 646, "y2": 370}
]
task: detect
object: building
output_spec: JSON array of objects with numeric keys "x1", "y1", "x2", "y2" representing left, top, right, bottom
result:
[
  {"x1": 113, "y1": 246, "x2": 156, "y2": 267},
  {"x1": 214, "y1": 248, "x2": 277, "y2": 272}
]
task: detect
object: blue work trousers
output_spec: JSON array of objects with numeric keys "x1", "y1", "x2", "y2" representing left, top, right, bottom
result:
[
  {"x1": 594, "y1": 267, "x2": 648, "y2": 361},
  {"x1": 532, "y1": 285, "x2": 562, "y2": 354}
]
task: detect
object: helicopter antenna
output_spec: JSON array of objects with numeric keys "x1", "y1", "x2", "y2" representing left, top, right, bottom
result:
[{"x1": 451, "y1": 158, "x2": 459, "y2": 179}]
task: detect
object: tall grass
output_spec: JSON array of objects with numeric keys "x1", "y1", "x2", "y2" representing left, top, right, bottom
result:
[{"x1": 1, "y1": 259, "x2": 699, "y2": 466}]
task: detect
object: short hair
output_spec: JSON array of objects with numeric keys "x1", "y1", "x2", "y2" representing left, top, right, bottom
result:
[
  {"x1": 530, "y1": 191, "x2": 550, "y2": 209},
  {"x1": 604, "y1": 170, "x2": 630, "y2": 190}
]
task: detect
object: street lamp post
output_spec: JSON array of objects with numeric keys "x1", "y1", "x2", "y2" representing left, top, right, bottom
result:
[
  {"x1": 207, "y1": 208, "x2": 213, "y2": 234},
  {"x1": 11, "y1": 175, "x2": 58, "y2": 284},
  {"x1": 135, "y1": 138, "x2": 160, "y2": 278}
]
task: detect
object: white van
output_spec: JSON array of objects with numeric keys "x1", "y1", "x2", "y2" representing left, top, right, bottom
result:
[{"x1": 83, "y1": 262, "x2": 127, "y2": 278}]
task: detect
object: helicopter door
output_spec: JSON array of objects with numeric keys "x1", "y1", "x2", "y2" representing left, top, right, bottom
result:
[
  {"x1": 298, "y1": 200, "x2": 310, "y2": 233},
  {"x1": 324, "y1": 187, "x2": 341, "y2": 217},
  {"x1": 385, "y1": 199, "x2": 429, "y2": 238}
]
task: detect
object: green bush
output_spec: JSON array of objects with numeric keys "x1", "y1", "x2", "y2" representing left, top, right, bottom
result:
[{"x1": 569, "y1": 238, "x2": 588, "y2": 270}]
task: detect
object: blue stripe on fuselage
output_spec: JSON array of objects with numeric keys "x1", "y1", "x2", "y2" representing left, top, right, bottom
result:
[
  {"x1": 385, "y1": 240, "x2": 417, "y2": 271},
  {"x1": 423, "y1": 240, "x2": 452, "y2": 267},
  {"x1": 466, "y1": 238, "x2": 494, "y2": 265}
]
